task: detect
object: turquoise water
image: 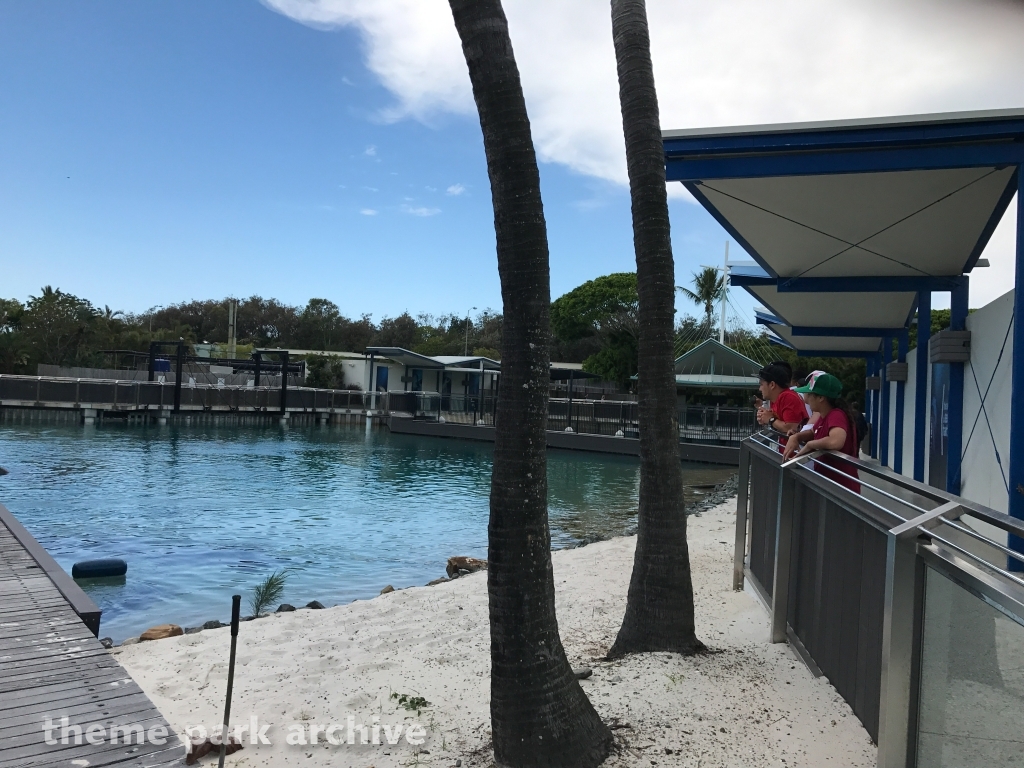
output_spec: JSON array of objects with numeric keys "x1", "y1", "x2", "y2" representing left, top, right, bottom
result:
[{"x1": 0, "y1": 423, "x2": 732, "y2": 642}]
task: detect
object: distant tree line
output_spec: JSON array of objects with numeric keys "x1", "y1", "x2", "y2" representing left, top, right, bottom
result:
[{"x1": 0, "y1": 287, "x2": 503, "y2": 376}]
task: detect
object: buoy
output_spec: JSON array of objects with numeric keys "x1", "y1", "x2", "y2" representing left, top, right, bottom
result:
[{"x1": 72, "y1": 558, "x2": 128, "y2": 579}]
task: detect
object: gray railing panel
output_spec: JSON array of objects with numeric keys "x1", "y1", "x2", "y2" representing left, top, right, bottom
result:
[{"x1": 748, "y1": 445, "x2": 781, "y2": 598}]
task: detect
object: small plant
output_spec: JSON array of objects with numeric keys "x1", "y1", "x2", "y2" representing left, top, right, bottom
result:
[
  {"x1": 391, "y1": 692, "x2": 430, "y2": 715},
  {"x1": 249, "y1": 569, "x2": 290, "y2": 617}
]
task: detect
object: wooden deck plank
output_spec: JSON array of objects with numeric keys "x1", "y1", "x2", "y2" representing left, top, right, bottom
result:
[{"x1": 0, "y1": 509, "x2": 185, "y2": 766}]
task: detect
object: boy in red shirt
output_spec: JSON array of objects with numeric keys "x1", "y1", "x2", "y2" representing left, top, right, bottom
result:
[{"x1": 756, "y1": 363, "x2": 806, "y2": 449}]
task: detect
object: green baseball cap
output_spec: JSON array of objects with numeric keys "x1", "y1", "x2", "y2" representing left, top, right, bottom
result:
[{"x1": 795, "y1": 372, "x2": 842, "y2": 398}]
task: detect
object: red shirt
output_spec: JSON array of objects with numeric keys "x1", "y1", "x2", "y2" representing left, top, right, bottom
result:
[
  {"x1": 812, "y1": 408, "x2": 860, "y2": 493},
  {"x1": 771, "y1": 388, "x2": 807, "y2": 450}
]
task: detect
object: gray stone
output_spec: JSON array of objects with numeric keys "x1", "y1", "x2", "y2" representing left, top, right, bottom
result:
[
  {"x1": 426, "y1": 577, "x2": 450, "y2": 586},
  {"x1": 573, "y1": 667, "x2": 593, "y2": 680},
  {"x1": 306, "y1": 600, "x2": 325, "y2": 610},
  {"x1": 99, "y1": 637, "x2": 113, "y2": 649},
  {"x1": 119, "y1": 636, "x2": 140, "y2": 647},
  {"x1": 184, "y1": 627, "x2": 202, "y2": 635},
  {"x1": 380, "y1": 585, "x2": 394, "y2": 595},
  {"x1": 203, "y1": 620, "x2": 225, "y2": 630},
  {"x1": 276, "y1": 603, "x2": 296, "y2": 612}
]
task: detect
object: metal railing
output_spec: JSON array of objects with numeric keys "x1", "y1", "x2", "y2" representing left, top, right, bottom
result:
[
  {"x1": 384, "y1": 392, "x2": 759, "y2": 444},
  {"x1": 736, "y1": 430, "x2": 1024, "y2": 767},
  {"x1": 0, "y1": 373, "x2": 375, "y2": 413}
]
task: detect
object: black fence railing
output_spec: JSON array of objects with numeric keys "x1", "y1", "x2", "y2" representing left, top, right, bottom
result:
[{"x1": 388, "y1": 391, "x2": 758, "y2": 445}]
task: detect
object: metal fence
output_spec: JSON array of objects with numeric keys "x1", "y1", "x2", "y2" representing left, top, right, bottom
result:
[
  {"x1": 385, "y1": 392, "x2": 758, "y2": 444},
  {"x1": 736, "y1": 430, "x2": 1024, "y2": 766},
  {"x1": 0, "y1": 374, "x2": 373, "y2": 413}
]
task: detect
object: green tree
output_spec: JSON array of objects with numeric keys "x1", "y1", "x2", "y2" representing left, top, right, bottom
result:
[
  {"x1": 448, "y1": 1, "x2": 612, "y2": 765},
  {"x1": 21, "y1": 287, "x2": 99, "y2": 367},
  {"x1": 552, "y1": 273, "x2": 639, "y2": 384},
  {"x1": 677, "y1": 266, "x2": 725, "y2": 330},
  {"x1": 607, "y1": 0, "x2": 703, "y2": 659}
]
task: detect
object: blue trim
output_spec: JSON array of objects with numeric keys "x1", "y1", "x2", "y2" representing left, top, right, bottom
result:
[
  {"x1": 913, "y1": 291, "x2": 931, "y2": 483},
  {"x1": 964, "y1": 168, "x2": 1020, "y2": 272},
  {"x1": 1009, "y1": 168, "x2": 1024, "y2": 570},
  {"x1": 775, "y1": 276, "x2": 965, "y2": 293},
  {"x1": 683, "y1": 182, "x2": 777, "y2": 277},
  {"x1": 794, "y1": 350, "x2": 877, "y2": 359},
  {"x1": 667, "y1": 143, "x2": 1024, "y2": 182},
  {"x1": 946, "y1": 277, "x2": 969, "y2": 494},
  {"x1": 894, "y1": 331, "x2": 908, "y2": 475},
  {"x1": 663, "y1": 114, "x2": 1024, "y2": 158},
  {"x1": 870, "y1": 357, "x2": 880, "y2": 459},
  {"x1": 790, "y1": 326, "x2": 901, "y2": 337},
  {"x1": 754, "y1": 311, "x2": 786, "y2": 326},
  {"x1": 767, "y1": 334, "x2": 794, "y2": 350},
  {"x1": 880, "y1": 336, "x2": 892, "y2": 468}
]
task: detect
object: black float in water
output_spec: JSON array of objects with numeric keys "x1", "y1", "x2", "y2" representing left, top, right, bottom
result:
[{"x1": 72, "y1": 559, "x2": 128, "y2": 579}]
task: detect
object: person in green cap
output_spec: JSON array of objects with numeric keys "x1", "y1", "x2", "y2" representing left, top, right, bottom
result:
[{"x1": 782, "y1": 372, "x2": 860, "y2": 493}]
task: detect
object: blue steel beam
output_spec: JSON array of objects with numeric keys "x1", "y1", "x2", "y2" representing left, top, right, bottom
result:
[
  {"x1": 914, "y1": 292, "x2": 931, "y2": 483},
  {"x1": 947, "y1": 277, "x2": 969, "y2": 495},
  {"x1": 870, "y1": 356, "x2": 880, "y2": 459},
  {"x1": 790, "y1": 326, "x2": 903, "y2": 337},
  {"x1": 775, "y1": 276, "x2": 965, "y2": 293},
  {"x1": 1010, "y1": 168, "x2": 1024, "y2": 571},
  {"x1": 880, "y1": 336, "x2": 892, "y2": 467},
  {"x1": 894, "y1": 331, "x2": 908, "y2": 475},
  {"x1": 794, "y1": 350, "x2": 878, "y2": 358},
  {"x1": 666, "y1": 143, "x2": 1024, "y2": 182},
  {"x1": 662, "y1": 113, "x2": 1024, "y2": 158}
]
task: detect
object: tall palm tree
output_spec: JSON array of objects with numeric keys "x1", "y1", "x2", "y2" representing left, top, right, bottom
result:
[
  {"x1": 606, "y1": 0, "x2": 705, "y2": 659},
  {"x1": 447, "y1": 2, "x2": 612, "y2": 766},
  {"x1": 678, "y1": 266, "x2": 725, "y2": 331}
]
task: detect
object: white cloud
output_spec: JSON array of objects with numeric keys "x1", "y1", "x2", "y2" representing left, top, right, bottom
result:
[
  {"x1": 363, "y1": 144, "x2": 377, "y2": 156},
  {"x1": 401, "y1": 204, "x2": 441, "y2": 217},
  {"x1": 446, "y1": 183, "x2": 465, "y2": 196},
  {"x1": 359, "y1": 208, "x2": 377, "y2": 216},
  {"x1": 262, "y1": 0, "x2": 1024, "y2": 189}
]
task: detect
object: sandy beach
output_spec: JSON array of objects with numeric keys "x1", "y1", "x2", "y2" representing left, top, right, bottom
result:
[{"x1": 114, "y1": 499, "x2": 876, "y2": 767}]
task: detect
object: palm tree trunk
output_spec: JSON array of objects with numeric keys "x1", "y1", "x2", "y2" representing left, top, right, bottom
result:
[
  {"x1": 448, "y1": 2, "x2": 612, "y2": 765},
  {"x1": 607, "y1": 0, "x2": 704, "y2": 658}
]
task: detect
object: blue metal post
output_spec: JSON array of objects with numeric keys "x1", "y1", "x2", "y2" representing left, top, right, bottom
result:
[
  {"x1": 894, "y1": 331, "x2": 908, "y2": 475},
  {"x1": 880, "y1": 336, "x2": 892, "y2": 467},
  {"x1": 913, "y1": 292, "x2": 931, "y2": 482},
  {"x1": 868, "y1": 357, "x2": 878, "y2": 459},
  {"x1": 947, "y1": 277, "x2": 969, "y2": 495},
  {"x1": 1009, "y1": 168, "x2": 1024, "y2": 570}
]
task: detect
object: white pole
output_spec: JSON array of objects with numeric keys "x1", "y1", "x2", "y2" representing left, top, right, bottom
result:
[{"x1": 720, "y1": 241, "x2": 729, "y2": 344}]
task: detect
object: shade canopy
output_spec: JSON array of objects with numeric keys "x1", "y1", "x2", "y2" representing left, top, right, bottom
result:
[
  {"x1": 674, "y1": 338, "x2": 762, "y2": 389},
  {"x1": 665, "y1": 109, "x2": 1024, "y2": 355}
]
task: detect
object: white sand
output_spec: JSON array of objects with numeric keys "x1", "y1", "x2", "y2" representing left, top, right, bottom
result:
[{"x1": 115, "y1": 500, "x2": 876, "y2": 767}]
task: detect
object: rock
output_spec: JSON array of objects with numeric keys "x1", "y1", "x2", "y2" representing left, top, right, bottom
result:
[
  {"x1": 276, "y1": 603, "x2": 296, "y2": 612},
  {"x1": 99, "y1": 637, "x2": 113, "y2": 649},
  {"x1": 380, "y1": 585, "x2": 394, "y2": 595},
  {"x1": 573, "y1": 667, "x2": 593, "y2": 680},
  {"x1": 184, "y1": 627, "x2": 202, "y2": 635},
  {"x1": 426, "y1": 577, "x2": 450, "y2": 586},
  {"x1": 140, "y1": 624, "x2": 184, "y2": 641},
  {"x1": 119, "y1": 636, "x2": 140, "y2": 647},
  {"x1": 456, "y1": 761, "x2": 462, "y2": 767},
  {"x1": 446, "y1": 556, "x2": 487, "y2": 579},
  {"x1": 203, "y1": 620, "x2": 225, "y2": 630},
  {"x1": 305, "y1": 600, "x2": 325, "y2": 610},
  {"x1": 185, "y1": 735, "x2": 243, "y2": 765},
  {"x1": 0, "y1": 466, "x2": 8, "y2": 476}
]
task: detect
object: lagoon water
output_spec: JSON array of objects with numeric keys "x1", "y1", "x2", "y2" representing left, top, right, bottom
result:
[{"x1": 0, "y1": 423, "x2": 733, "y2": 642}]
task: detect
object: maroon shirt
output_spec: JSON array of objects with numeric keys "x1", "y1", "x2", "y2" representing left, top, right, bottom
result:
[{"x1": 812, "y1": 407, "x2": 860, "y2": 493}]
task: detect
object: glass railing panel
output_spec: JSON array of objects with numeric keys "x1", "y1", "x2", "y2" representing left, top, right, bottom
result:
[{"x1": 916, "y1": 566, "x2": 1024, "y2": 766}]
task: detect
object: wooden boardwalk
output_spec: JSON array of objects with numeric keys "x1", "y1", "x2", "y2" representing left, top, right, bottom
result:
[{"x1": 0, "y1": 505, "x2": 185, "y2": 767}]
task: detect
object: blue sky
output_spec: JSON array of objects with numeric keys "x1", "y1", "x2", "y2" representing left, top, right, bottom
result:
[
  {"x1": 2, "y1": 0, "x2": 1022, "y2": 321},
  {"x1": 0, "y1": 0, "x2": 728, "y2": 320}
]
